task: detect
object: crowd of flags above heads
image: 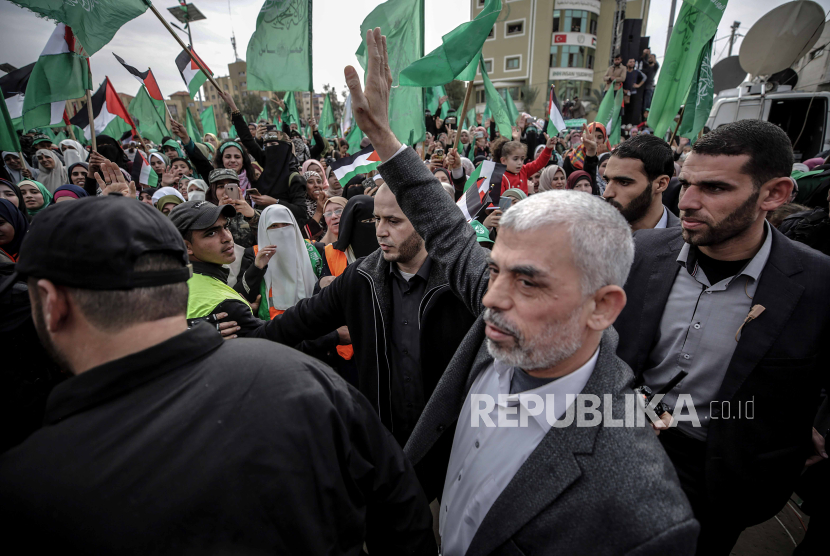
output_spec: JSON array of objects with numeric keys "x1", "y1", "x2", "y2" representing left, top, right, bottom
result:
[{"x1": 1, "y1": 0, "x2": 725, "y2": 157}]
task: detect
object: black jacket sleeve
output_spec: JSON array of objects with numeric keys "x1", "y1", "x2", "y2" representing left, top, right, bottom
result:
[
  {"x1": 83, "y1": 175, "x2": 98, "y2": 197},
  {"x1": 213, "y1": 299, "x2": 272, "y2": 339},
  {"x1": 183, "y1": 139, "x2": 215, "y2": 181},
  {"x1": 309, "y1": 130, "x2": 328, "y2": 161},
  {"x1": 280, "y1": 174, "x2": 310, "y2": 228},
  {"x1": 489, "y1": 119, "x2": 497, "y2": 141},
  {"x1": 232, "y1": 112, "x2": 265, "y2": 166},
  {"x1": 233, "y1": 249, "x2": 266, "y2": 303}
]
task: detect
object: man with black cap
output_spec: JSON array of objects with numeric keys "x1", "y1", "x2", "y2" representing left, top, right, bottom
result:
[{"x1": 0, "y1": 195, "x2": 436, "y2": 554}]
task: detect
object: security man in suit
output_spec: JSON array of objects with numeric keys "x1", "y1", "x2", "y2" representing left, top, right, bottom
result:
[{"x1": 613, "y1": 119, "x2": 830, "y2": 554}]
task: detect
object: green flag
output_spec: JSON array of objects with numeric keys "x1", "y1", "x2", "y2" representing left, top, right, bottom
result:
[
  {"x1": 9, "y1": 0, "x2": 148, "y2": 56},
  {"x1": 425, "y1": 86, "x2": 449, "y2": 119},
  {"x1": 318, "y1": 94, "x2": 337, "y2": 137},
  {"x1": 400, "y1": 0, "x2": 501, "y2": 86},
  {"x1": 186, "y1": 108, "x2": 203, "y2": 142},
  {"x1": 345, "y1": 122, "x2": 364, "y2": 155},
  {"x1": 129, "y1": 86, "x2": 168, "y2": 144},
  {"x1": 594, "y1": 82, "x2": 616, "y2": 129},
  {"x1": 503, "y1": 89, "x2": 519, "y2": 127},
  {"x1": 480, "y1": 58, "x2": 512, "y2": 138},
  {"x1": 201, "y1": 106, "x2": 217, "y2": 137},
  {"x1": 607, "y1": 87, "x2": 624, "y2": 146},
  {"x1": 0, "y1": 94, "x2": 22, "y2": 154},
  {"x1": 356, "y1": 0, "x2": 425, "y2": 144},
  {"x1": 246, "y1": 0, "x2": 313, "y2": 92},
  {"x1": 677, "y1": 38, "x2": 715, "y2": 142},
  {"x1": 647, "y1": 0, "x2": 727, "y2": 137},
  {"x1": 464, "y1": 107, "x2": 476, "y2": 130},
  {"x1": 282, "y1": 92, "x2": 301, "y2": 127},
  {"x1": 257, "y1": 103, "x2": 268, "y2": 123}
]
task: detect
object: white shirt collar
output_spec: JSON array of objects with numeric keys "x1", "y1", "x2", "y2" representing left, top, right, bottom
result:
[{"x1": 654, "y1": 206, "x2": 669, "y2": 229}]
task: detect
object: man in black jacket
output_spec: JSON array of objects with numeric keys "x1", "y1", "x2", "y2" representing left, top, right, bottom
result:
[
  {"x1": 614, "y1": 120, "x2": 830, "y2": 554},
  {"x1": 0, "y1": 196, "x2": 436, "y2": 554}
]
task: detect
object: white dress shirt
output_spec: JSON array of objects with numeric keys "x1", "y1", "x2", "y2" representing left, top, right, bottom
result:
[
  {"x1": 439, "y1": 349, "x2": 599, "y2": 555},
  {"x1": 654, "y1": 206, "x2": 669, "y2": 229}
]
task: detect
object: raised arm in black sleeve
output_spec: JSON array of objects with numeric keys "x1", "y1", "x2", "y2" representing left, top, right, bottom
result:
[
  {"x1": 183, "y1": 139, "x2": 215, "y2": 181},
  {"x1": 231, "y1": 112, "x2": 265, "y2": 166},
  {"x1": 309, "y1": 130, "x2": 328, "y2": 161}
]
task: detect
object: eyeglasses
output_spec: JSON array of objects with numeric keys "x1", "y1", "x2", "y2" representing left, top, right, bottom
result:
[{"x1": 323, "y1": 208, "x2": 343, "y2": 218}]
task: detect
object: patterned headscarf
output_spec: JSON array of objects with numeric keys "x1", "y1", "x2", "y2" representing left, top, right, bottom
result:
[{"x1": 567, "y1": 123, "x2": 611, "y2": 170}]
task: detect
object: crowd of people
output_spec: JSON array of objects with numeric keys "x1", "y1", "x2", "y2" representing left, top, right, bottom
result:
[{"x1": 1, "y1": 28, "x2": 829, "y2": 556}]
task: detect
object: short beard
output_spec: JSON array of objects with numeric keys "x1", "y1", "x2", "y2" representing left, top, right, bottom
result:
[
  {"x1": 30, "y1": 290, "x2": 74, "y2": 374},
  {"x1": 383, "y1": 229, "x2": 424, "y2": 265},
  {"x1": 606, "y1": 181, "x2": 653, "y2": 224},
  {"x1": 681, "y1": 187, "x2": 760, "y2": 246},
  {"x1": 483, "y1": 304, "x2": 584, "y2": 372}
]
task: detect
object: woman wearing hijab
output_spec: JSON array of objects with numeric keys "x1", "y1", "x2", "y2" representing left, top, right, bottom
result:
[
  {"x1": 203, "y1": 133, "x2": 219, "y2": 151},
  {"x1": 502, "y1": 188, "x2": 527, "y2": 206},
  {"x1": 563, "y1": 122, "x2": 606, "y2": 177},
  {"x1": 302, "y1": 159, "x2": 329, "y2": 190},
  {"x1": 3, "y1": 152, "x2": 38, "y2": 183},
  {"x1": 248, "y1": 141, "x2": 308, "y2": 228},
  {"x1": 318, "y1": 197, "x2": 348, "y2": 247},
  {"x1": 0, "y1": 198, "x2": 28, "y2": 263},
  {"x1": 155, "y1": 194, "x2": 183, "y2": 215},
  {"x1": 66, "y1": 162, "x2": 89, "y2": 187},
  {"x1": 323, "y1": 195, "x2": 378, "y2": 278},
  {"x1": 95, "y1": 135, "x2": 131, "y2": 171},
  {"x1": 185, "y1": 178, "x2": 209, "y2": 201},
  {"x1": 0, "y1": 179, "x2": 25, "y2": 214},
  {"x1": 213, "y1": 140, "x2": 259, "y2": 197},
  {"x1": 151, "y1": 186, "x2": 185, "y2": 205},
  {"x1": 596, "y1": 152, "x2": 612, "y2": 194},
  {"x1": 35, "y1": 149, "x2": 67, "y2": 194},
  {"x1": 538, "y1": 165, "x2": 568, "y2": 192},
  {"x1": 301, "y1": 170, "x2": 328, "y2": 240},
  {"x1": 52, "y1": 184, "x2": 89, "y2": 203},
  {"x1": 59, "y1": 139, "x2": 88, "y2": 167},
  {"x1": 566, "y1": 170, "x2": 599, "y2": 195},
  {"x1": 254, "y1": 204, "x2": 321, "y2": 319},
  {"x1": 326, "y1": 168, "x2": 343, "y2": 197},
  {"x1": 18, "y1": 180, "x2": 52, "y2": 218}
]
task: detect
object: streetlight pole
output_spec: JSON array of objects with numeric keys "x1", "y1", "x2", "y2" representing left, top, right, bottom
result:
[
  {"x1": 666, "y1": 0, "x2": 678, "y2": 49},
  {"x1": 728, "y1": 21, "x2": 741, "y2": 57},
  {"x1": 168, "y1": 2, "x2": 207, "y2": 112}
]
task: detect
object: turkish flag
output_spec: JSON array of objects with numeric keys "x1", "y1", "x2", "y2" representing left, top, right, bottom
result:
[{"x1": 554, "y1": 34, "x2": 567, "y2": 43}]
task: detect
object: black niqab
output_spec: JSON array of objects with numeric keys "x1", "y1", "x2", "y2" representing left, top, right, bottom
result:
[
  {"x1": 332, "y1": 195, "x2": 378, "y2": 258},
  {"x1": 257, "y1": 142, "x2": 299, "y2": 198}
]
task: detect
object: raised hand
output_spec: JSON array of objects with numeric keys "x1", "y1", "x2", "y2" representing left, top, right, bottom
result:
[
  {"x1": 161, "y1": 167, "x2": 177, "y2": 187},
  {"x1": 581, "y1": 123, "x2": 597, "y2": 157},
  {"x1": 170, "y1": 118, "x2": 190, "y2": 145},
  {"x1": 217, "y1": 89, "x2": 238, "y2": 112},
  {"x1": 254, "y1": 245, "x2": 277, "y2": 269},
  {"x1": 96, "y1": 160, "x2": 136, "y2": 198},
  {"x1": 344, "y1": 28, "x2": 400, "y2": 160}
]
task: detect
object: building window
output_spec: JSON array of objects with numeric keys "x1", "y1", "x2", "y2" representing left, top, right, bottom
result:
[
  {"x1": 188, "y1": 102, "x2": 194, "y2": 107},
  {"x1": 476, "y1": 90, "x2": 486, "y2": 104},
  {"x1": 234, "y1": 85, "x2": 238, "y2": 91},
  {"x1": 484, "y1": 59, "x2": 493, "y2": 73},
  {"x1": 587, "y1": 53, "x2": 595, "y2": 70},
  {"x1": 238, "y1": 71, "x2": 245, "y2": 77},
  {"x1": 505, "y1": 56, "x2": 521, "y2": 71},
  {"x1": 487, "y1": 26, "x2": 495, "y2": 40},
  {"x1": 505, "y1": 20, "x2": 525, "y2": 37},
  {"x1": 241, "y1": 82, "x2": 246, "y2": 88},
  {"x1": 553, "y1": 10, "x2": 560, "y2": 33},
  {"x1": 589, "y1": 13, "x2": 598, "y2": 36},
  {"x1": 478, "y1": 0, "x2": 485, "y2": 6},
  {"x1": 570, "y1": 10, "x2": 584, "y2": 32}
]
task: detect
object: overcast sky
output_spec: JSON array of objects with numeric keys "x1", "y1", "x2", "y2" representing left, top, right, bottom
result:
[{"x1": 1, "y1": 0, "x2": 828, "y2": 101}]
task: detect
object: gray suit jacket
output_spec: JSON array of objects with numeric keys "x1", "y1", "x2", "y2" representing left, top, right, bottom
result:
[
  {"x1": 380, "y1": 147, "x2": 699, "y2": 556},
  {"x1": 665, "y1": 208, "x2": 681, "y2": 228},
  {"x1": 615, "y1": 226, "x2": 830, "y2": 525}
]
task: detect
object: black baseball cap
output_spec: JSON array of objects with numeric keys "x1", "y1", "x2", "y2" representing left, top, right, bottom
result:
[
  {"x1": 4, "y1": 196, "x2": 191, "y2": 293},
  {"x1": 169, "y1": 200, "x2": 236, "y2": 235}
]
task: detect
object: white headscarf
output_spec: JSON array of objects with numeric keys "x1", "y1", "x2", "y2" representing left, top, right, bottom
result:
[
  {"x1": 257, "y1": 204, "x2": 316, "y2": 312},
  {"x1": 59, "y1": 139, "x2": 87, "y2": 167},
  {"x1": 151, "y1": 186, "x2": 185, "y2": 204},
  {"x1": 460, "y1": 157, "x2": 475, "y2": 178},
  {"x1": 35, "y1": 149, "x2": 67, "y2": 194},
  {"x1": 2, "y1": 151, "x2": 38, "y2": 184},
  {"x1": 186, "y1": 178, "x2": 209, "y2": 201}
]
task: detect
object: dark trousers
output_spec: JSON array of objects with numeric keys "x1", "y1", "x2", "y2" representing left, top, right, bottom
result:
[
  {"x1": 660, "y1": 428, "x2": 745, "y2": 556},
  {"x1": 643, "y1": 88, "x2": 655, "y2": 111}
]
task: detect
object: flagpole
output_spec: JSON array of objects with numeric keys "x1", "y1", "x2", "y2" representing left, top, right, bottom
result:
[
  {"x1": 66, "y1": 125, "x2": 77, "y2": 142},
  {"x1": 147, "y1": 2, "x2": 221, "y2": 93},
  {"x1": 453, "y1": 81, "x2": 475, "y2": 152},
  {"x1": 668, "y1": 105, "x2": 686, "y2": 146},
  {"x1": 86, "y1": 89, "x2": 97, "y2": 152}
]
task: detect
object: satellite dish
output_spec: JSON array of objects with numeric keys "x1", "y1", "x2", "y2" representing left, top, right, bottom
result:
[
  {"x1": 712, "y1": 56, "x2": 746, "y2": 93},
  {"x1": 739, "y1": 0, "x2": 825, "y2": 77},
  {"x1": 769, "y1": 67, "x2": 799, "y2": 88}
]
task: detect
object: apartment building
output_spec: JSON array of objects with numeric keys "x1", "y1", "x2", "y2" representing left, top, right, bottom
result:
[{"x1": 472, "y1": 0, "x2": 651, "y2": 118}]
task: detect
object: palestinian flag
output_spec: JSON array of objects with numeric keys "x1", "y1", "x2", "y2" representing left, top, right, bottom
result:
[
  {"x1": 330, "y1": 145, "x2": 381, "y2": 183},
  {"x1": 457, "y1": 160, "x2": 506, "y2": 222},
  {"x1": 176, "y1": 49, "x2": 212, "y2": 100},
  {"x1": 22, "y1": 24, "x2": 91, "y2": 130},
  {"x1": 70, "y1": 78, "x2": 135, "y2": 140},
  {"x1": 0, "y1": 62, "x2": 35, "y2": 130},
  {"x1": 113, "y1": 53, "x2": 164, "y2": 103},
  {"x1": 131, "y1": 150, "x2": 158, "y2": 188},
  {"x1": 546, "y1": 85, "x2": 567, "y2": 137}
]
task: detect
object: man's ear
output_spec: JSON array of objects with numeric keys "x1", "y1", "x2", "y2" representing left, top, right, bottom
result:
[
  {"x1": 33, "y1": 279, "x2": 70, "y2": 333},
  {"x1": 654, "y1": 175, "x2": 670, "y2": 195},
  {"x1": 760, "y1": 177, "x2": 794, "y2": 213},
  {"x1": 586, "y1": 285, "x2": 627, "y2": 332},
  {"x1": 184, "y1": 238, "x2": 195, "y2": 258}
]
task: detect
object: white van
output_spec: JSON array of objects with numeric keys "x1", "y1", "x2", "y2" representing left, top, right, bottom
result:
[{"x1": 706, "y1": 83, "x2": 830, "y2": 162}]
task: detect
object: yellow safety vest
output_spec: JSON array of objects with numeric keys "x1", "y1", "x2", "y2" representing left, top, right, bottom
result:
[{"x1": 187, "y1": 272, "x2": 252, "y2": 319}]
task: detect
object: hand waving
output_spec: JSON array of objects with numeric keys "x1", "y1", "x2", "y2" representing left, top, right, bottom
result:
[
  {"x1": 581, "y1": 123, "x2": 597, "y2": 157},
  {"x1": 344, "y1": 28, "x2": 400, "y2": 160}
]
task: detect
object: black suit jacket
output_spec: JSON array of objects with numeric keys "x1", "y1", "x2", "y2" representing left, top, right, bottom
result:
[{"x1": 615, "y1": 226, "x2": 830, "y2": 525}]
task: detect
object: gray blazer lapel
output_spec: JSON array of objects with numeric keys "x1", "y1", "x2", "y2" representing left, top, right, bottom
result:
[
  {"x1": 633, "y1": 233, "x2": 684, "y2": 373},
  {"x1": 715, "y1": 231, "x2": 804, "y2": 403},
  {"x1": 466, "y1": 331, "x2": 625, "y2": 556}
]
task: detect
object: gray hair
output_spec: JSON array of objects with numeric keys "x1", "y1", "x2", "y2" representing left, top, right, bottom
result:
[{"x1": 499, "y1": 191, "x2": 634, "y2": 295}]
